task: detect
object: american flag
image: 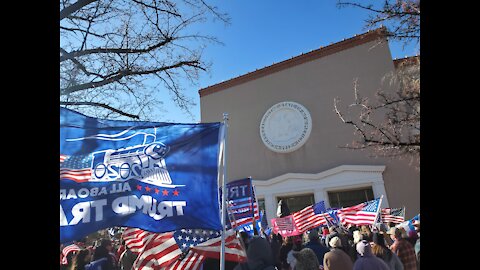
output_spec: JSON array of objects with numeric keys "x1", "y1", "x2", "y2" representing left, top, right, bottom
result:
[
  {"x1": 189, "y1": 229, "x2": 246, "y2": 262},
  {"x1": 337, "y1": 198, "x2": 381, "y2": 226},
  {"x1": 60, "y1": 243, "x2": 81, "y2": 265},
  {"x1": 381, "y1": 207, "x2": 405, "y2": 224},
  {"x1": 123, "y1": 228, "x2": 246, "y2": 270},
  {"x1": 60, "y1": 154, "x2": 92, "y2": 183},
  {"x1": 292, "y1": 201, "x2": 333, "y2": 233}
]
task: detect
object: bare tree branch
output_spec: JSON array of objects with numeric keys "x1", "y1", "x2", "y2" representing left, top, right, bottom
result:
[
  {"x1": 334, "y1": 59, "x2": 420, "y2": 162},
  {"x1": 60, "y1": 0, "x2": 97, "y2": 20},
  {"x1": 60, "y1": 0, "x2": 228, "y2": 120},
  {"x1": 63, "y1": 60, "x2": 203, "y2": 94},
  {"x1": 60, "y1": 101, "x2": 140, "y2": 119},
  {"x1": 337, "y1": 0, "x2": 420, "y2": 44},
  {"x1": 60, "y1": 37, "x2": 174, "y2": 62}
]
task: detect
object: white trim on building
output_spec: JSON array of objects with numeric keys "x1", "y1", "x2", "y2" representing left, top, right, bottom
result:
[{"x1": 253, "y1": 165, "x2": 389, "y2": 226}]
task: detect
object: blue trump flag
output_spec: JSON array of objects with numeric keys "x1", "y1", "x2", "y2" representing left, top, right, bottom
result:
[
  {"x1": 225, "y1": 178, "x2": 255, "y2": 221},
  {"x1": 60, "y1": 107, "x2": 223, "y2": 243}
]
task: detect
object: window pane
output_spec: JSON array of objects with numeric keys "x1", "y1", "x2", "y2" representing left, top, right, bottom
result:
[
  {"x1": 327, "y1": 187, "x2": 374, "y2": 208},
  {"x1": 277, "y1": 194, "x2": 314, "y2": 213},
  {"x1": 328, "y1": 193, "x2": 341, "y2": 209},
  {"x1": 258, "y1": 199, "x2": 265, "y2": 213}
]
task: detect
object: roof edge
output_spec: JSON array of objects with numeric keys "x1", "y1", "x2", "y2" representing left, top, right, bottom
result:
[
  {"x1": 393, "y1": 55, "x2": 419, "y2": 68},
  {"x1": 199, "y1": 27, "x2": 388, "y2": 98}
]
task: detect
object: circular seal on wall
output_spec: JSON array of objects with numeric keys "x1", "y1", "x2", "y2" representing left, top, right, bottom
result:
[{"x1": 260, "y1": 101, "x2": 312, "y2": 153}]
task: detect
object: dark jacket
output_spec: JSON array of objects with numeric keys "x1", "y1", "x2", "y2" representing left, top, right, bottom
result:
[
  {"x1": 246, "y1": 237, "x2": 275, "y2": 270},
  {"x1": 279, "y1": 242, "x2": 293, "y2": 269},
  {"x1": 119, "y1": 248, "x2": 137, "y2": 270},
  {"x1": 353, "y1": 241, "x2": 390, "y2": 270},
  {"x1": 293, "y1": 248, "x2": 320, "y2": 270},
  {"x1": 304, "y1": 240, "x2": 329, "y2": 266}
]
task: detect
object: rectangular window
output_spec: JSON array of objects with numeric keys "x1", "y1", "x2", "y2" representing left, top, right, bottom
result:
[
  {"x1": 328, "y1": 187, "x2": 374, "y2": 209},
  {"x1": 277, "y1": 194, "x2": 315, "y2": 213},
  {"x1": 257, "y1": 198, "x2": 265, "y2": 213}
]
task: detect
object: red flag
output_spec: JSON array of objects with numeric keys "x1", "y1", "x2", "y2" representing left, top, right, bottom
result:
[{"x1": 271, "y1": 216, "x2": 302, "y2": 237}]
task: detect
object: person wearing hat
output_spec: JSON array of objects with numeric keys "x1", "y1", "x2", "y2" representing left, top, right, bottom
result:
[
  {"x1": 325, "y1": 226, "x2": 339, "y2": 249},
  {"x1": 353, "y1": 240, "x2": 390, "y2": 270},
  {"x1": 323, "y1": 236, "x2": 353, "y2": 270},
  {"x1": 387, "y1": 227, "x2": 417, "y2": 270},
  {"x1": 304, "y1": 230, "x2": 329, "y2": 267},
  {"x1": 371, "y1": 232, "x2": 404, "y2": 270},
  {"x1": 292, "y1": 248, "x2": 321, "y2": 270}
]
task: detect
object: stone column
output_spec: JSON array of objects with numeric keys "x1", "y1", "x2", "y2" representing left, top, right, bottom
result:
[
  {"x1": 264, "y1": 193, "x2": 276, "y2": 227},
  {"x1": 314, "y1": 189, "x2": 326, "y2": 205}
]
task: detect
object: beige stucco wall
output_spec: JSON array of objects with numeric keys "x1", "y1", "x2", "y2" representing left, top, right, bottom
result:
[{"x1": 200, "y1": 39, "x2": 419, "y2": 218}]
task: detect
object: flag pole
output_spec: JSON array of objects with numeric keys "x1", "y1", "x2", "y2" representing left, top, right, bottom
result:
[
  {"x1": 321, "y1": 210, "x2": 331, "y2": 229},
  {"x1": 217, "y1": 118, "x2": 226, "y2": 232},
  {"x1": 250, "y1": 177, "x2": 258, "y2": 235},
  {"x1": 220, "y1": 113, "x2": 229, "y2": 270}
]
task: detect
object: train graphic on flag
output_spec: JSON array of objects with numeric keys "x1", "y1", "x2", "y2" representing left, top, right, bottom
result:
[{"x1": 63, "y1": 128, "x2": 184, "y2": 188}]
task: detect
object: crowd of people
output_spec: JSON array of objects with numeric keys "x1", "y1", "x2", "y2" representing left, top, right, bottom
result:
[
  {"x1": 60, "y1": 220, "x2": 420, "y2": 270},
  {"x1": 233, "y1": 220, "x2": 420, "y2": 270},
  {"x1": 60, "y1": 235, "x2": 137, "y2": 270}
]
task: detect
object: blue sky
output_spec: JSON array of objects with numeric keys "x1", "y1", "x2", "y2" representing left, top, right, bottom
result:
[{"x1": 159, "y1": 0, "x2": 419, "y2": 123}]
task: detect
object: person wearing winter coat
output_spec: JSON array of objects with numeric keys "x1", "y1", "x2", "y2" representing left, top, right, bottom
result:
[
  {"x1": 292, "y1": 248, "x2": 320, "y2": 270},
  {"x1": 353, "y1": 240, "x2": 390, "y2": 270},
  {"x1": 303, "y1": 230, "x2": 329, "y2": 267},
  {"x1": 323, "y1": 236, "x2": 353, "y2": 270},
  {"x1": 387, "y1": 227, "x2": 417, "y2": 270},
  {"x1": 279, "y1": 237, "x2": 293, "y2": 270},
  {"x1": 371, "y1": 233, "x2": 404, "y2": 270},
  {"x1": 245, "y1": 236, "x2": 276, "y2": 270}
]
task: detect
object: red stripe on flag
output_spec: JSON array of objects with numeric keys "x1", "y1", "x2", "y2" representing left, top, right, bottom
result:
[
  {"x1": 191, "y1": 229, "x2": 247, "y2": 263},
  {"x1": 60, "y1": 244, "x2": 81, "y2": 265},
  {"x1": 291, "y1": 205, "x2": 331, "y2": 232},
  {"x1": 131, "y1": 232, "x2": 183, "y2": 270}
]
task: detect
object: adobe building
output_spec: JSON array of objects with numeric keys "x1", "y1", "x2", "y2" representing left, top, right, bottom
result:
[{"x1": 199, "y1": 28, "x2": 419, "y2": 224}]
